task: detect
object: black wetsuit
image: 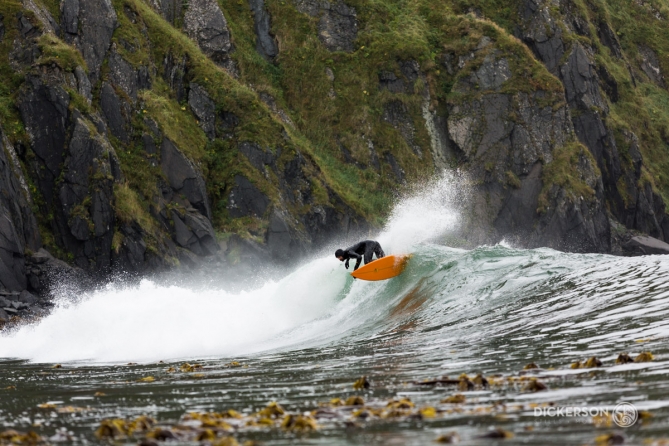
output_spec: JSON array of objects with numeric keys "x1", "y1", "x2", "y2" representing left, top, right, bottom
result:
[{"x1": 341, "y1": 240, "x2": 385, "y2": 271}]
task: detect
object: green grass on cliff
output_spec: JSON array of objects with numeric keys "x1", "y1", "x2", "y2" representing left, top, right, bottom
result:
[{"x1": 537, "y1": 142, "x2": 598, "y2": 214}]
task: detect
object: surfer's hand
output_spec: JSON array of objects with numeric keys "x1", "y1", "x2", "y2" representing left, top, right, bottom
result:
[{"x1": 345, "y1": 260, "x2": 349, "y2": 269}]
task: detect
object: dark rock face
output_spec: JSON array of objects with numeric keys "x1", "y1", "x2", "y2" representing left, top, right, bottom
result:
[
  {"x1": 228, "y1": 175, "x2": 269, "y2": 218},
  {"x1": 318, "y1": 1, "x2": 357, "y2": 52},
  {"x1": 160, "y1": 138, "x2": 212, "y2": 220},
  {"x1": 172, "y1": 210, "x2": 219, "y2": 256},
  {"x1": 266, "y1": 211, "x2": 294, "y2": 260},
  {"x1": 61, "y1": 0, "x2": 118, "y2": 82},
  {"x1": 382, "y1": 100, "x2": 421, "y2": 157},
  {"x1": 249, "y1": 0, "x2": 279, "y2": 60},
  {"x1": 384, "y1": 152, "x2": 405, "y2": 183},
  {"x1": 239, "y1": 141, "x2": 277, "y2": 173},
  {"x1": 108, "y1": 47, "x2": 141, "y2": 101},
  {"x1": 597, "y1": 20, "x2": 623, "y2": 59},
  {"x1": 638, "y1": 45, "x2": 665, "y2": 87},
  {"x1": 379, "y1": 60, "x2": 420, "y2": 94},
  {"x1": 188, "y1": 83, "x2": 216, "y2": 140},
  {"x1": 25, "y1": 248, "x2": 86, "y2": 295},
  {"x1": 100, "y1": 82, "x2": 130, "y2": 142},
  {"x1": 445, "y1": 41, "x2": 610, "y2": 252},
  {"x1": 295, "y1": 0, "x2": 358, "y2": 52},
  {"x1": 55, "y1": 115, "x2": 117, "y2": 270},
  {"x1": 0, "y1": 129, "x2": 40, "y2": 292},
  {"x1": 517, "y1": 0, "x2": 669, "y2": 243},
  {"x1": 183, "y1": 0, "x2": 236, "y2": 73},
  {"x1": 163, "y1": 53, "x2": 190, "y2": 102},
  {"x1": 17, "y1": 76, "x2": 69, "y2": 206},
  {"x1": 156, "y1": 0, "x2": 183, "y2": 25}
]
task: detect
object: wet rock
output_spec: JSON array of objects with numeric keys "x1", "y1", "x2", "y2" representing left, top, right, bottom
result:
[
  {"x1": 188, "y1": 83, "x2": 216, "y2": 140},
  {"x1": 61, "y1": 0, "x2": 118, "y2": 82},
  {"x1": 18, "y1": 290, "x2": 37, "y2": 306},
  {"x1": 160, "y1": 138, "x2": 212, "y2": 219},
  {"x1": 227, "y1": 175, "x2": 269, "y2": 218},
  {"x1": 183, "y1": 0, "x2": 235, "y2": 72},
  {"x1": 249, "y1": 0, "x2": 278, "y2": 60},
  {"x1": 446, "y1": 43, "x2": 610, "y2": 252},
  {"x1": 622, "y1": 235, "x2": 669, "y2": 255},
  {"x1": 25, "y1": 248, "x2": 87, "y2": 295}
]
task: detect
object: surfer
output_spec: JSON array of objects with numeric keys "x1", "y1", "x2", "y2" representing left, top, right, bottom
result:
[{"x1": 335, "y1": 240, "x2": 385, "y2": 271}]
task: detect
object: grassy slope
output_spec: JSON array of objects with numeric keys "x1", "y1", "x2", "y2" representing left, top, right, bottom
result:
[{"x1": 3, "y1": 0, "x2": 669, "y2": 253}]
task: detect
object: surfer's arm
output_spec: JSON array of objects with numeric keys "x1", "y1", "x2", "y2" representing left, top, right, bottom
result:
[{"x1": 347, "y1": 251, "x2": 362, "y2": 270}]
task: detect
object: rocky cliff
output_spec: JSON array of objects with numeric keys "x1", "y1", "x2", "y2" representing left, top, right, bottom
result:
[{"x1": 2, "y1": 0, "x2": 669, "y2": 304}]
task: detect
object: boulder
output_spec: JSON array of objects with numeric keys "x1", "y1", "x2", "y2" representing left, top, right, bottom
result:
[
  {"x1": 623, "y1": 235, "x2": 669, "y2": 256},
  {"x1": 172, "y1": 209, "x2": 219, "y2": 256},
  {"x1": 183, "y1": 0, "x2": 235, "y2": 71}
]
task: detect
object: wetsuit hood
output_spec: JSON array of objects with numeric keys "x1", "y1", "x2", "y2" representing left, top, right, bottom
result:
[{"x1": 335, "y1": 249, "x2": 345, "y2": 258}]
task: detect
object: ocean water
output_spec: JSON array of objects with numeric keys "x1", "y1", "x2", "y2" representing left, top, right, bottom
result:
[{"x1": 1, "y1": 174, "x2": 669, "y2": 444}]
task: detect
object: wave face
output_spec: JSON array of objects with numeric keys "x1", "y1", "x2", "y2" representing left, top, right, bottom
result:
[{"x1": 1, "y1": 173, "x2": 669, "y2": 369}]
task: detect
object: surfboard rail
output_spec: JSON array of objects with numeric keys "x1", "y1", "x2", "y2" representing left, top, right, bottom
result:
[{"x1": 350, "y1": 254, "x2": 411, "y2": 281}]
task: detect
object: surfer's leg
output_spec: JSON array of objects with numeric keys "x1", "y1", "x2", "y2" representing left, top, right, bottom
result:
[
  {"x1": 364, "y1": 244, "x2": 374, "y2": 264},
  {"x1": 374, "y1": 243, "x2": 385, "y2": 259}
]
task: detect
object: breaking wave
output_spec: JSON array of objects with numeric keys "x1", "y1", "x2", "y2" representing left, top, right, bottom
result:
[{"x1": 2, "y1": 173, "x2": 669, "y2": 366}]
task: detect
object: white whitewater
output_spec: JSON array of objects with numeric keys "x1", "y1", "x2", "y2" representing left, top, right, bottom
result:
[{"x1": 0, "y1": 174, "x2": 462, "y2": 363}]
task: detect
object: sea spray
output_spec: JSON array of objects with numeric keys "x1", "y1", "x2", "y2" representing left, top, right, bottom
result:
[
  {"x1": 0, "y1": 173, "x2": 466, "y2": 363},
  {"x1": 378, "y1": 171, "x2": 465, "y2": 254}
]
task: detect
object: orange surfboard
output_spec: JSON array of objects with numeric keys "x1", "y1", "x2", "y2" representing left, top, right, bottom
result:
[{"x1": 350, "y1": 255, "x2": 411, "y2": 281}]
